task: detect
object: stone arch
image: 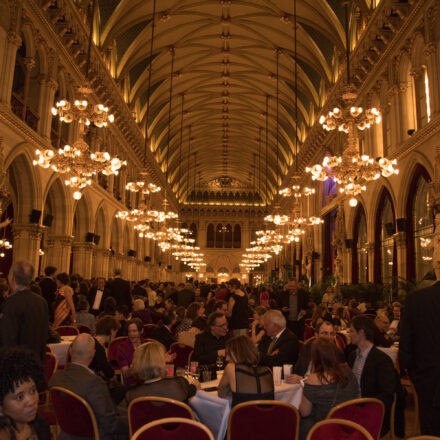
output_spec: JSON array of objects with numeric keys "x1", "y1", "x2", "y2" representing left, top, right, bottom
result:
[
  {"x1": 94, "y1": 203, "x2": 109, "y2": 249},
  {"x1": 122, "y1": 222, "x2": 132, "y2": 254},
  {"x1": 72, "y1": 193, "x2": 92, "y2": 242},
  {"x1": 411, "y1": 32, "x2": 426, "y2": 70},
  {"x1": 42, "y1": 176, "x2": 71, "y2": 236},
  {"x1": 6, "y1": 149, "x2": 41, "y2": 223},
  {"x1": 110, "y1": 215, "x2": 122, "y2": 253}
]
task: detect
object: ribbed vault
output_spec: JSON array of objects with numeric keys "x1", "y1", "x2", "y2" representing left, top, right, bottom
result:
[{"x1": 95, "y1": 0, "x2": 370, "y2": 205}]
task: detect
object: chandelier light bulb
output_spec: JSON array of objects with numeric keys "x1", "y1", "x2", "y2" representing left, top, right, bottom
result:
[
  {"x1": 73, "y1": 191, "x2": 82, "y2": 200},
  {"x1": 349, "y1": 198, "x2": 358, "y2": 207}
]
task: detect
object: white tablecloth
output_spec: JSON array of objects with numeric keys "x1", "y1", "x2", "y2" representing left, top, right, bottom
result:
[
  {"x1": 48, "y1": 335, "x2": 76, "y2": 366},
  {"x1": 189, "y1": 379, "x2": 302, "y2": 440}
]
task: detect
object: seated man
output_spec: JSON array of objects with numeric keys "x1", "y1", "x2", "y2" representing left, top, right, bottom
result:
[
  {"x1": 286, "y1": 320, "x2": 345, "y2": 382},
  {"x1": 373, "y1": 313, "x2": 393, "y2": 347},
  {"x1": 347, "y1": 315, "x2": 396, "y2": 435},
  {"x1": 151, "y1": 310, "x2": 177, "y2": 350},
  {"x1": 258, "y1": 309, "x2": 299, "y2": 367},
  {"x1": 194, "y1": 312, "x2": 230, "y2": 364},
  {"x1": 49, "y1": 334, "x2": 128, "y2": 440}
]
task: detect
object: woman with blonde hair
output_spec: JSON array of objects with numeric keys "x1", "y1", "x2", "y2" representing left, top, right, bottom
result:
[
  {"x1": 218, "y1": 335, "x2": 274, "y2": 407},
  {"x1": 124, "y1": 341, "x2": 198, "y2": 404}
]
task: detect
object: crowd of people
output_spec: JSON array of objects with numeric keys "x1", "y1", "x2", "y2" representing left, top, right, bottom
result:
[{"x1": 0, "y1": 260, "x2": 437, "y2": 439}]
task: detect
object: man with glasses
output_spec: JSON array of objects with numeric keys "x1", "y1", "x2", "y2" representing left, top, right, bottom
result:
[
  {"x1": 194, "y1": 312, "x2": 230, "y2": 364},
  {"x1": 285, "y1": 320, "x2": 345, "y2": 383}
]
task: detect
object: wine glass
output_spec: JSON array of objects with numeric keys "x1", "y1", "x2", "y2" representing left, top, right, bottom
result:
[{"x1": 216, "y1": 356, "x2": 223, "y2": 370}]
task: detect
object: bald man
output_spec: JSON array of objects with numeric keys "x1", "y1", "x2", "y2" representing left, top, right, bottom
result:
[{"x1": 49, "y1": 334, "x2": 128, "y2": 440}]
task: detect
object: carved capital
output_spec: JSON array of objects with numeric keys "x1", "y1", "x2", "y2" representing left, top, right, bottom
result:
[
  {"x1": 7, "y1": 31, "x2": 22, "y2": 47},
  {"x1": 410, "y1": 66, "x2": 424, "y2": 79},
  {"x1": 424, "y1": 42, "x2": 437, "y2": 57},
  {"x1": 13, "y1": 223, "x2": 45, "y2": 240},
  {"x1": 393, "y1": 231, "x2": 406, "y2": 248},
  {"x1": 23, "y1": 57, "x2": 36, "y2": 72}
]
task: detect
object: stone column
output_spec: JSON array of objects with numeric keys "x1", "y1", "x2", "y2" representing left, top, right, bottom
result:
[
  {"x1": 393, "y1": 231, "x2": 406, "y2": 279},
  {"x1": 21, "y1": 57, "x2": 35, "y2": 121},
  {"x1": 37, "y1": 75, "x2": 58, "y2": 139},
  {"x1": 343, "y1": 245, "x2": 352, "y2": 284},
  {"x1": 365, "y1": 243, "x2": 375, "y2": 283},
  {"x1": 45, "y1": 235, "x2": 73, "y2": 273},
  {"x1": 94, "y1": 248, "x2": 110, "y2": 278},
  {"x1": 12, "y1": 223, "x2": 44, "y2": 271},
  {"x1": 71, "y1": 242, "x2": 95, "y2": 278},
  {"x1": 424, "y1": 42, "x2": 440, "y2": 118},
  {"x1": 0, "y1": 32, "x2": 21, "y2": 105}
]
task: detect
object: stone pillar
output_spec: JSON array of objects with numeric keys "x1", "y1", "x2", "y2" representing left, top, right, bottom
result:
[
  {"x1": 424, "y1": 42, "x2": 440, "y2": 118},
  {"x1": 393, "y1": 231, "x2": 406, "y2": 279},
  {"x1": 45, "y1": 235, "x2": 73, "y2": 273},
  {"x1": 37, "y1": 75, "x2": 58, "y2": 139},
  {"x1": 71, "y1": 242, "x2": 94, "y2": 278},
  {"x1": 94, "y1": 249, "x2": 110, "y2": 278},
  {"x1": 365, "y1": 243, "x2": 375, "y2": 283},
  {"x1": 343, "y1": 246, "x2": 352, "y2": 284},
  {"x1": 21, "y1": 57, "x2": 35, "y2": 121},
  {"x1": 12, "y1": 223, "x2": 44, "y2": 271},
  {"x1": 0, "y1": 32, "x2": 21, "y2": 105}
]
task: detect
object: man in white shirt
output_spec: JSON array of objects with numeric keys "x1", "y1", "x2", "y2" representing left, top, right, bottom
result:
[{"x1": 88, "y1": 277, "x2": 111, "y2": 316}]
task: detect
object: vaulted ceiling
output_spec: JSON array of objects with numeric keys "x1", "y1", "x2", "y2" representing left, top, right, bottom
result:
[{"x1": 92, "y1": 0, "x2": 372, "y2": 205}]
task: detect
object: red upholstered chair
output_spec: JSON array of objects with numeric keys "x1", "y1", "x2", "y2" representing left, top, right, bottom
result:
[
  {"x1": 50, "y1": 386, "x2": 100, "y2": 439},
  {"x1": 169, "y1": 342, "x2": 193, "y2": 369},
  {"x1": 143, "y1": 324, "x2": 157, "y2": 339},
  {"x1": 327, "y1": 398, "x2": 384, "y2": 440},
  {"x1": 107, "y1": 336, "x2": 127, "y2": 367},
  {"x1": 304, "y1": 325, "x2": 315, "y2": 341},
  {"x1": 306, "y1": 418, "x2": 374, "y2": 440},
  {"x1": 132, "y1": 418, "x2": 214, "y2": 440},
  {"x1": 128, "y1": 396, "x2": 195, "y2": 437},
  {"x1": 39, "y1": 352, "x2": 58, "y2": 406},
  {"x1": 78, "y1": 324, "x2": 92, "y2": 334},
  {"x1": 407, "y1": 436, "x2": 440, "y2": 440},
  {"x1": 56, "y1": 326, "x2": 79, "y2": 336},
  {"x1": 227, "y1": 400, "x2": 299, "y2": 440}
]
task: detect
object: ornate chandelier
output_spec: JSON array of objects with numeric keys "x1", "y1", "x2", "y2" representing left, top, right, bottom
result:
[
  {"x1": 35, "y1": 135, "x2": 126, "y2": 200},
  {"x1": 0, "y1": 238, "x2": 12, "y2": 258},
  {"x1": 126, "y1": 169, "x2": 161, "y2": 195},
  {"x1": 279, "y1": 185, "x2": 315, "y2": 198}
]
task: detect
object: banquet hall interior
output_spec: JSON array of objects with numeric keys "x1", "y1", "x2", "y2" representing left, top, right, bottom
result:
[{"x1": 0, "y1": 0, "x2": 439, "y2": 439}]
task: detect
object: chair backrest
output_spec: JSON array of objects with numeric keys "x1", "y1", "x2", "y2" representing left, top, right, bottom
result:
[
  {"x1": 78, "y1": 324, "x2": 92, "y2": 334},
  {"x1": 306, "y1": 418, "x2": 374, "y2": 440},
  {"x1": 304, "y1": 325, "x2": 315, "y2": 341},
  {"x1": 143, "y1": 324, "x2": 157, "y2": 339},
  {"x1": 45, "y1": 352, "x2": 58, "y2": 386},
  {"x1": 169, "y1": 342, "x2": 193, "y2": 369},
  {"x1": 132, "y1": 418, "x2": 214, "y2": 440},
  {"x1": 407, "y1": 437, "x2": 440, "y2": 440},
  {"x1": 335, "y1": 333, "x2": 347, "y2": 351},
  {"x1": 227, "y1": 400, "x2": 299, "y2": 440},
  {"x1": 128, "y1": 396, "x2": 195, "y2": 437},
  {"x1": 107, "y1": 336, "x2": 127, "y2": 365},
  {"x1": 56, "y1": 326, "x2": 79, "y2": 336},
  {"x1": 50, "y1": 386, "x2": 100, "y2": 439},
  {"x1": 327, "y1": 398, "x2": 385, "y2": 440}
]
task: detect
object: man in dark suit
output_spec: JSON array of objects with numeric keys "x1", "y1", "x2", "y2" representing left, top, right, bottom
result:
[
  {"x1": 0, "y1": 261, "x2": 49, "y2": 366},
  {"x1": 49, "y1": 333, "x2": 128, "y2": 440},
  {"x1": 258, "y1": 309, "x2": 299, "y2": 367},
  {"x1": 39, "y1": 265, "x2": 57, "y2": 320},
  {"x1": 107, "y1": 269, "x2": 132, "y2": 309},
  {"x1": 175, "y1": 282, "x2": 195, "y2": 308},
  {"x1": 286, "y1": 320, "x2": 345, "y2": 382},
  {"x1": 347, "y1": 315, "x2": 396, "y2": 435},
  {"x1": 87, "y1": 277, "x2": 112, "y2": 316},
  {"x1": 151, "y1": 310, "x2": 176, "y2": 350},
  {"x1": 194, "y1": 312, "x2": 230, "y2": 364},
  {"x1": 400, "y1": 281, "x2": 440, "y2": 436},
  {"x1": 281, "y1": 279, "x2": 309, "y2": 338}
]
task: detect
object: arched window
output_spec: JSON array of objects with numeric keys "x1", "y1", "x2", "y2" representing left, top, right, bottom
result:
[
  {"x1": 233, "y1": 224, "x2": 241, "y2": 248},
  {"x1": 190, "y1": 223, "x2": 197, "y2": 245},
  {"x1": 352, "y1": 205, "x2": 368, "y2": 283},
  {"x1": 215, "y1": 224, "x2": 223, "y2": 248},
  {"x1": 224, "y1": 224, "x2": 232, "y2": 248},
  {"x1": 206, "y1": 224, "x2": 214, "y2": 248},
  {"x1": 406, "y1": 166, "x2": 432, "y2": 281},
  {"x1": 374, "y1": 189, "x2": 396, "y2": 284}
]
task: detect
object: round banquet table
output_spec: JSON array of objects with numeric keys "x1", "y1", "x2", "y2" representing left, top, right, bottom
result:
[
  {"x1": 48, "y1": 335, "x2": 76, "y2": 366},
  {"x1": 189, "y1": 378, "x2": 302, "y2": 440}
]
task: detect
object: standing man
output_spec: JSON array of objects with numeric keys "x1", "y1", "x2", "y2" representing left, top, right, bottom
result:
[
  {"x1": 39, "y1": 265, "x2": 57, "y2": 321},
  {"x1": 0, "y1": 261, "x2": 49, "y2": 366},
  {"x1": 400, "y1": 281, "x2": 440, "y2": 436},
  {"x1": 175, "y1": 282, "x2": 195, "y2": 308},
  {"x1": 88, "y1": 277, "x2": 112, "y2": 316},
  {"x1": 282, "y1": 279, "x2": 308, "y2": 338},
  {"x1": 107, "y1": 269, "x2": 132, "y2": 309}
]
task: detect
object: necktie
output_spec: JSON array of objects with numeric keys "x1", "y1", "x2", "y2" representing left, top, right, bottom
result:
[{"x1": 267, "y1": 337, "x2": 277, "y2": 355}]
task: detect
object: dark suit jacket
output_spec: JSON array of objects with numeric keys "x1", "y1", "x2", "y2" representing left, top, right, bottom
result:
[
  {"x1": 293, "y1": 339, "x2": 345, "y2": 376},
  {"x1": 348, "y1": 345, "x2": 396, "y2": 433},
  {"x1": 400, "y1": 281, "x2": 440, "y2": 383},
  {"x1": 0, "y1": 289, "x2": 49, "y2": 366},
  {"x1": 39, "y1": 277, "x2": 57, "y2": 320},
  {"x1": 258, "y1": 328, "x2": 299, "y2": 367},
  {"x1": 87, "y1": 287, "x2": 112, "y2": 315},
  {"x1": 175, "y1": 289, "x2": 195, "y2": 308},
  {"x1": 151, "y1": 325, "x2": 175, "y2": 351},
  {"x1": 49, "y1": 363, "x2": 128, "y2": 440},
  {"x1": 108, "y1": 277, "x2": 132, "y2": 309}
]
